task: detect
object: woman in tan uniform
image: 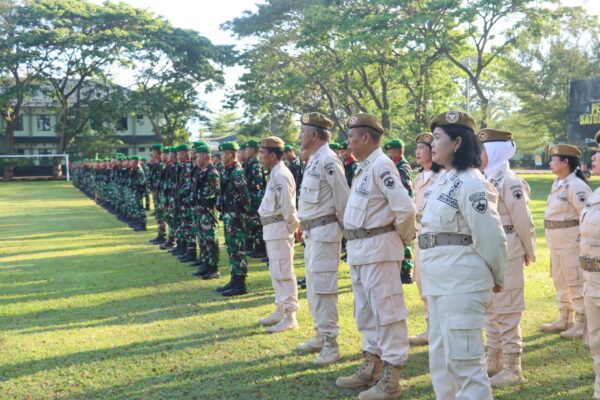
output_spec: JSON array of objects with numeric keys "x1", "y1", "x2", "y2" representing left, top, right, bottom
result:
[
  {"x1": 542, "y1": 144, "x2": 591, "y2": 339},
  {"x1": 581, "y1": 131, "x2": 600, "y2": 400},
  {"x1": 409, "y1": 132, "x2": 442, "y2": 346},
  {"x1": 479, "y1": 129, "x2": 536, "y2": 387},
  {"x1": 421, "y1": 110, "x2": 507, "y2": 399}
]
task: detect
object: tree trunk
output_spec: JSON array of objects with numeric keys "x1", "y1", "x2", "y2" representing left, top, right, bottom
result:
[{"x1": 2, "y1": 122, "x2": 16, "y2": 180}]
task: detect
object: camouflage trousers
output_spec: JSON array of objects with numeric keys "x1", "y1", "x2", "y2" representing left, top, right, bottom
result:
[
  {"x1": 165, "y1": 196, "x2": 180, "y2": 242},
  {"x1": 131, "y1": 191, "x2": 146, "y2": 224},
  {"x1": 223, "y1": 211, "x2": 248, "y2": 277},
  {"x1": 401, "y1": 246, "x2": 414, "y2": 283},
  {"x1": 179, "y1": 201, "x2": 195, "y2": 247},
  {"x1": 160, "y1": 193, "x2": 174, "y2": 240},
  {"x1": 153, "y1": 190, "x2": 166, "y2": 236},
  {"x1": 193, "y1": 208, "x2": 220, "y2": 269},
  {"x1": 246, "y1": 211, "x2": 265, "y2": 253}
]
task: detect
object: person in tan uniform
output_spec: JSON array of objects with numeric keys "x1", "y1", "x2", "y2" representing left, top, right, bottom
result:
[
  {"x1": 580, "y1": 131, "x2": 600, "y2": 400},
  {"x1": 421, "y1": 110, "x2": 507, "y2": 399},
  {"x1": 409, "y1": 132, "x2": 443, "y2": 346},
  {"x1": 542, "y1": 144, "x2": 591, "y2": 339},
  {"x1": 257, "y1": 137, "x2": 301, "y2": 334},
  {"x1": 296, "y1": 112, "x2": 350, "y2": 366},
  {"x1": 479, "y1": 128, "x2": 536, "y2": 387},
  {"x1": 335, "y1": 113, "x2": 416, "y2": 400}
]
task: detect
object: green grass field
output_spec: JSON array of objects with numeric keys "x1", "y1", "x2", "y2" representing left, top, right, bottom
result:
[{"x1": 0, "y1": 175, "x2": 598, "y2": 399}]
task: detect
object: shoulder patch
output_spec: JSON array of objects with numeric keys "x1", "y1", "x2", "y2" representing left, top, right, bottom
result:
[
  {"x1": 469, "y1": 192, "x2": 488, "y2": 214},
  {"x1": 512, "y1": 188, "x2": 523, "y2": 200},
  {"x1": 577, "y1": 191, "x2": 588, "y2": 203}
]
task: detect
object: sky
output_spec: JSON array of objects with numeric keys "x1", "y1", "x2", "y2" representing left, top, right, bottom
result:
[{"x1": 93, "y1": 0, "x2": 600, "y2": 133}]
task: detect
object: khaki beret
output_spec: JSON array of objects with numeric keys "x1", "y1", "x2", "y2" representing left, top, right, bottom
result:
[
  {"x1": 478, "y1": 128, "x2": 512, "y2": 143},
  {"x1": 301, "y1": 112, "x2": 333, "y2": 130},
  {"x1": 415, "y1": 132, "x2": 433, "y2": 145},
  {"x1": 260, "y1": 136, "x2": 285, "y2": 149},
  {"x1": 550, "y1": 144, "x2": 581, "y2": 159},
  {"x1": 595, "y1": 131, "x2": 600, "y2": 145},
  {"x1": 346, "y1": 113, "x2": 384, "y2": 134},
  {"x1": 429, "y1": 110, "x2": 477, "y2": 133}
]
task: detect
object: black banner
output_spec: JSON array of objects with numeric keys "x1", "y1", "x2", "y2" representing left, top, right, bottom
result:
[{"x1": 568, "y1": 77, "x2": 600, "y2": 147}]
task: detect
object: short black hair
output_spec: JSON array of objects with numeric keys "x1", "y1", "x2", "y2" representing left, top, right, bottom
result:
[
  {"x1": 358, "y1": 127, "x2": 381, "y2": 143},
  {"x1": 440, "y1": 125, "x2": 481, "y2": 171},
  {"x1": 265, "y1": 147, "x2": 284, "y2": 161}
]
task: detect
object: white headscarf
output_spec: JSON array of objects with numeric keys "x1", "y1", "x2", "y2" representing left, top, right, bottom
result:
[{"x1": 483, "y1": 140, "x2": 516, "y2": 176}]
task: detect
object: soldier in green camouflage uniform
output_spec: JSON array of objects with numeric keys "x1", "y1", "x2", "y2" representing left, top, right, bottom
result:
[
  {"x1": 149, "y1": 144, "x2": 167, "y2": 244},
  {"x1": 159, "y1": 147, "x2": 177, "y2": 250},
  {"x1": 162, "y1": 147, "x2": 181, "y2": 252},
  {"x1": 284, "y1": 144, "x2": 303, "y2": 205},
  {"x1": 128, "y1": 155, "x2": 147, "y2": 231},
  {"x1": 216, "y1": 141, "x2": 251, "y2": 297},
  {"x1": 339, "y1": 141, "x2": 358, "y2": 188},
  {"x1": 385, "y1": 138, "x2": 414, "y2": 284},
  {"x1": 244, "y1": 140, "x2": 267, "y2": 258},
  {"x1": 174, "y1": 144, "x2": 197, "y2": 262},
  {"x1": 191, "y1": 142, "x2": 221, "y2": 279}
]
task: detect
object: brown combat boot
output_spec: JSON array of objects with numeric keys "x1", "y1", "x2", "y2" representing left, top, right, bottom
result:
[
  {"x1": 259, "y1": 305, "x2": 283, "y2": 326},
  {"x1": 560, "y1": 312, "x2": 585, "y2": 339},
  {"x1": 486, "y1": 347, "x2": 503, "y2": 377},
  {"x1": 358, "y1": 361, "x2": 402, "y2": 400},
  {"x1": 541, "y1": 309, "x2": 573, "y2": 333},
  {"x1": 296, "y1": 331, "x2": 324, "y2": 353},
  {"x1": 313, "y1": 335, "x2": 340, "y2": 366},
  {"x1": 336, "y1": 351, "x2": 382, "y2": 388},
  {"x1": 490, "y1": 353, "x2": 525, "y2": 387}
]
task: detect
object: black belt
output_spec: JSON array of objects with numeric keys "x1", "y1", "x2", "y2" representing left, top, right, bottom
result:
[
  {"x1": 343, "y1": 224, "x2": 395, "y2": 241},
  {"x1": 544, "y1": 219, "x2": 579, "y2": 229},
  {"x1": 300, "y1": 214, "x2": 338, "y2": 231},
  {"x1": 418, "y1": 233, "x2": 473, "y2": 249}
]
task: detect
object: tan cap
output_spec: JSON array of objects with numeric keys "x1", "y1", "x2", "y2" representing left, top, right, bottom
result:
[
  {"x1": 415, "y1": 132, "x2": 433, "y2": 145},
  {"x1": 429, "y1": 110, "x2": 477, "y2": 132},
  {"x1": 300, "y1": 112, "x2": 333, "y2": 130},
  {"x1": 346, "y1": 112, "x2": 384, "y2": 134},
  {"x1": 550, "y1": 144, "x2": 581, "y2": 158},
  {"x1": 259, "y1": 136, "x2": 285, "y2": 149},
  {"x1": 478, "y1": 128, "x2": 512, "y2": 143}
]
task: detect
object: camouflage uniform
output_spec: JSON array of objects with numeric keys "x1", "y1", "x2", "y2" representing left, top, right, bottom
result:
[
  {"x1": 130, "y1": 161, "x2": 147, "y2": 230},
  {"x1": 150, "y1": 158, "x2": 167, "y2": 240},
  {"x1": 177, "y1": 158, "x2": 195, "y2": 255},
  {"x1": 221, "y1": 160, "x2": 251, "y2": 278},
  {"x1": 244, "y1": 155, "x2": 266, "y2": 256},
  {"x1": 287, "y1": 156, "x2": 304, "y2": 204},
  {"x1": 395, "y1": 156, "x2": 414, "y2": 283}
]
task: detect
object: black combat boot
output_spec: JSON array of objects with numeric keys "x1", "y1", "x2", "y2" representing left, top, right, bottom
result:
[
  {"x1": 216, "y1": 275, "x2": 234, "y2": 293},
  {"x1": 202, "y1": 264, "x2": 220, "y2": 280},
  {"x1": 192, "y1": 262, "x2": 208, "y2": 277},
  {"x1": 221, "y1": 275, "x2": 248, "y2": 297},
  {"x1": 159, "y1": 238, "x2": 174, "y2": 250},
  {"x1": 149, "y1": 234, "x2": 166, "y2": 244}
]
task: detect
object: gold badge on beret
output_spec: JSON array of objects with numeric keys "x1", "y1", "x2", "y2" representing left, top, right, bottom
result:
[
  {"x1": 551, "y1": 146, "x2": 559, "y2": 155},
  {"x1": 478, "y1": 131, "x2": 488, "y2": 142},
  {"x1": 445, "y1": 110, "x2": 460, "y2": 124},
  {"x1": 301, "y1": 114, "x2": 310, "y2": 124},
  {"x1": 349, "y1": 116, "x2": 358, "y2": 126}
]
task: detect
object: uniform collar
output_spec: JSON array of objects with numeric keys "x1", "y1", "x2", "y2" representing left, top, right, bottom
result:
[{"x1": 358, "y1": 148, "x2": 383, "y2": 172}]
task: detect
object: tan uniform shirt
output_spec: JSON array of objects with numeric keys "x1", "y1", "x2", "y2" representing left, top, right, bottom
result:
[
  {"x1": 545, "y1": 172, "x2": 591, "y2": 250},
  {"x1": 299, "y1": 143, "x2": 350, "y2": 242},
  {"x1": 420, "y1": 168, "x2": 507, "y2": 296},
  {"x1": 259, "y1": 161, "x2": 299, "y2": 240},
  {"x1": 580, "y1": 188, "x2": 600, "y2": 297},
  {"x1": 414, "y1": 169, "x2": 439, "y2": 232},
  {"x1": 344, "y1": 148, "x2": 416, "y2": 266}
]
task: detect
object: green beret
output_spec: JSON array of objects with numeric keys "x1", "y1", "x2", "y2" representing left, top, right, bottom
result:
[
  {"x1": 130, "y1": 155, "x2": 140, "y2": 161},
  {"x1": 151, "y1": 143, "x2": 163, "y2": 151},
  {"x1": 116, "y1": 154, "x2": 126, "y2": 160},
  {"x1": 430, "y1": 110, "x2": 477, "y2": 133},
  {"x1": 301, "y1": 112, "x2": 333, "y2": 130},
  {"x1": 176, "y1": 144, "x2": 191, "y2": 152},
  {"x1": 384, "y1": 139, "x2": 404, "y2": 150},
  {"x1": 194, "y1": 143, "x2": 211, "y2": 153},
  {"x1": 329, "y1": 142, "x2": 341, "y2": 150},
  {"x1": 246, "y1": 139, "x2": 259, "y2": 149},
  {"x1": 103, "y1": 157, "x2": 111, "y2": 161},
  {"x1": 346, "y1": 113, "x2": 384, "y2": 134},
  {"x1": 283, "y1": 144, "x2": 294, "y2": 152},
  {"x1": 339, "y1": 141, "x2": 349, "y2": 150},
  {"x1": 239, "y1": 143, "x2": 246, "y2": 150},
  {"x1": 140, "y1": 157, "x2": 147, "y2": 162},
  {"x1": 168, "y1": 146, "x2": 177, "y2": 153},
  {"x1": 219, "y1": 141, "x2": 240, "y2": 152}
]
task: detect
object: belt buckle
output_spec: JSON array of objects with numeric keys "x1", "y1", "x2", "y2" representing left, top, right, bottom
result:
[{"x1": 423, "y1": 234, "x2": 435, "y2": 249}]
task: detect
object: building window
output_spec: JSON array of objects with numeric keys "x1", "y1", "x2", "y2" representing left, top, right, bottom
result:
[
  {"x1": 16, "y1": 148, "x2": 25, "y2": 155},
  {"x1": 15, "y1": 115, "x2": 23, "y2": 131},
  {"x1": 117, "y1": 147, "x2": 129, "y2": 155},
  {"x1": 37, "y1": 115, "x2": 51, "y2": 131},
  {"x1": 138, "y1": 147, "x2": 145, "y2": 152},
  {"x1": 136, "y1": 114, "x2": 144, "y2": 122},
  {"x1": 116, "y1": 116, "x2": 128, "y2": 131}
]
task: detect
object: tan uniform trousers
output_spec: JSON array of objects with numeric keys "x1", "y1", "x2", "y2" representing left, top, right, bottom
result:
[
  {"x1": 429, "y1": 290, "x2": 492, "y2": 400},
  {"x1": 551, "y1": 247, "x2": 584, "y2": 315},
  {"x1": 350, "y1": 261, "x2": 409, "y2": 366},
  {"x1": 266, "y1": 238, "x2": 299, "y2": 313},
  {"x1": 484, "y1": 257, "x2": 525, "y2": 354},
  {"x1": 304, "y1": 238, "x2": 340, "y2": 337},
  {"x1": 414, "y1": 243, "x2": 429, "y2": 320},
  {"x1": 585, "y1": 295, "x2": 600, "y2": 398}
]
